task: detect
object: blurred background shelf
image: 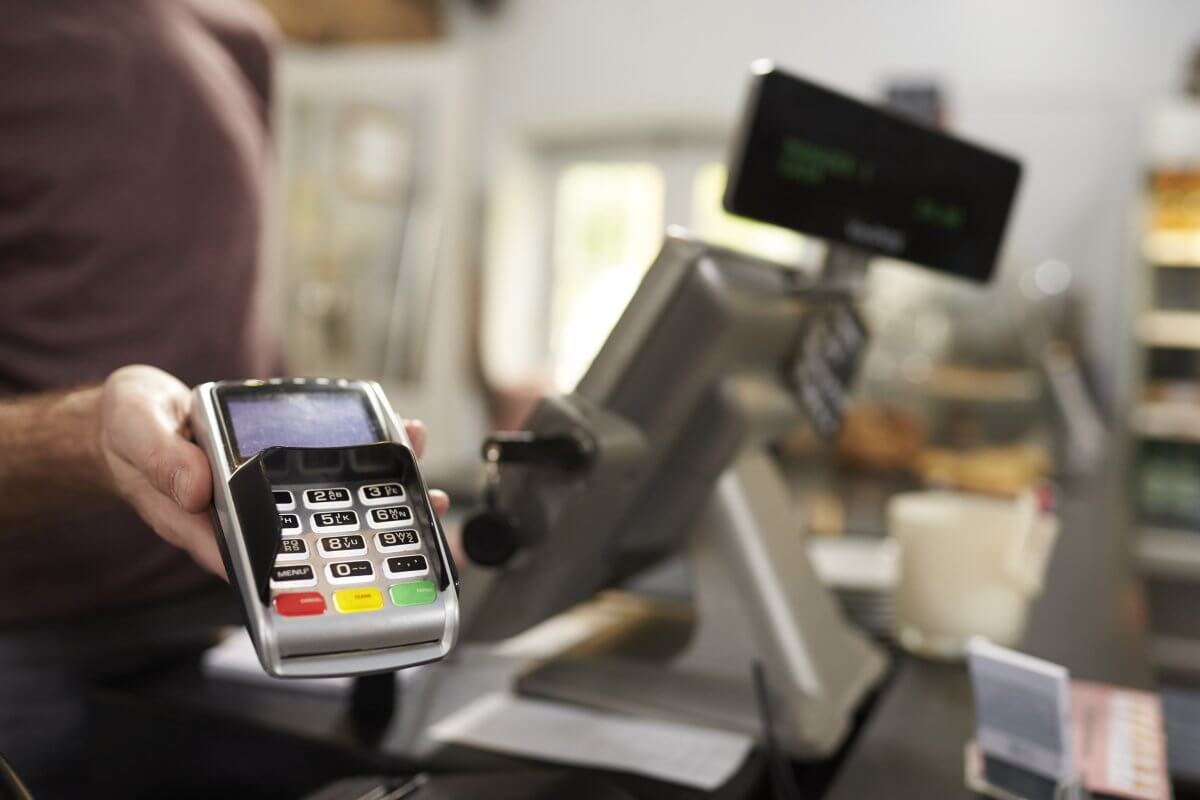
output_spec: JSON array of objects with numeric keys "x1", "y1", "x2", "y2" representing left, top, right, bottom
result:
[
  {"x1": 1137, "y1": 310, "x2": 1200, "y2": 349},
  {"x1": 1149, "y1": 634, "x2": 1200, "y2": 680},
  {"x1": 1127, "y1": 94, "x2": 1200, "y2": 687},
  {"x1": 1145, "y1": 230, "x2": 1200, "y2": 268},
  {"x1": 1131, "y1": 402, "x2": 1200, "y2": 442},
  {"x1": 1137, "y1": 526, "x2": 1200, "y2": 579}
]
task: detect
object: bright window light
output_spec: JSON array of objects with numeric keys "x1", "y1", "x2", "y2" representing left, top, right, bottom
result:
[
  {"x1": 691, "y1": 162, "x2": 812, "y2": 265},
  {"x1": 550, "y1": 162, "x2": 664, "y2": 391}
]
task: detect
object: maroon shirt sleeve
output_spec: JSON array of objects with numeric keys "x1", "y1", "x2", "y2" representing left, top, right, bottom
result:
[{"x1": 0, "y1": 0, "x2": 279, "y2": 624}]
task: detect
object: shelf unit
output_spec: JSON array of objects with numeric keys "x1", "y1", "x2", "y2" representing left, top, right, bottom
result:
[
  {"x1": 1137, "y1": 311, "x2": 1200, "y2": 349},
  {"x1": 1138, "y1": 526, "x2": 1200, "y2": 579},
  {"x1": 1128, "y1": 98, "x2": 1200, "y2": 679},
  {"x1": 1144, "y1": 230, "x2": 1200, "y2": 268},
  {"x1": 1133, "y1": 402, "x2": 1200, "y2": 443}
]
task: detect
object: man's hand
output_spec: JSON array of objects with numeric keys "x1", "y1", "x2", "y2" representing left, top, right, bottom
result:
[
  {"x1": 96, "y1": 365, "x2": 449, "y2": 580},
  {"x1": 97, "y1": 366, "x2": 225, "y2": 576}
]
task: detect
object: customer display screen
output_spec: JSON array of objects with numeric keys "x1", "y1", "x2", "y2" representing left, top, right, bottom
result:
[
  {"x1": 724, "y1": 65, "x2": 1021, "y2": 282},
  {"x1": 219, "y1": 388, "x2": 384, "y2": 460}
]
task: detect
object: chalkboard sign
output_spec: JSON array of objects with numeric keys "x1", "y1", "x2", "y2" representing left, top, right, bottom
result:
[{"x1": 789, "y1": 299, "x2": 868, "y2": 439}]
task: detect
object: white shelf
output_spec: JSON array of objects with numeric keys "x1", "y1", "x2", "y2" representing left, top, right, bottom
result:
[
  {"x1": 920, "y1": 365, "x2": 1039, "y2": 403},
  {"x1": 1148, "y1": 634, "x2": 1200, "y2": 674},
  {"x1": 1137, "y1": 310, "x2": 1200, "y2": 349},
  {"x1": 1144, "y1": 230, "x2": 1200, "y2": 268},
  {"x1": 1151, "y1": 260, "x2": 1200, "y2": 270},
  {"x1": 1132, "y1": 402, "x2": 1200, "y2": 442},
  {"x1": 1137, "y1": 526, "x2": 1200, "y2": 579}
]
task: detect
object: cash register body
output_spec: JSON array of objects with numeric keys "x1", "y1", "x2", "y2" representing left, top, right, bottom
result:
[
  {"x1": 453, "y1": 230, "x2": 887, "y2": 758},
  {"x1": 415, "y1": 61, "x2": 1020, "y2": 762}
]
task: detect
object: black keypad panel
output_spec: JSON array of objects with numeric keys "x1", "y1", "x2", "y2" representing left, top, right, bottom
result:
[
  {"x1": 267, "y1": 479, "x2": 439, "y2": 613},
  {"x1": 311, "y1": 511, "x2": 359, "y2": 531},
  {"x1": 326, "y1": 560, "x2": 374, "y2": 584},
  {"x1": 368, "y1": 506, "x2": 413, "y2": 528},
  {"x1": 376, "y1": 529, "x2": 420, "y2": 552},
  {"x1": 319, "y1": 534, "x2": 366, "y2": 557},
  {"x1": 385, "y1": 555, "x2": 427, "y2": 576},
  {"x1": 271, "y1": 564, "x2": 315, "y2": 585}
]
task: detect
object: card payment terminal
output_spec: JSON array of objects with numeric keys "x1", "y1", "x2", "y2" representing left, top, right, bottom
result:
[{"x1": 191, "y1": 378, "x2": 460, "y2": 678}]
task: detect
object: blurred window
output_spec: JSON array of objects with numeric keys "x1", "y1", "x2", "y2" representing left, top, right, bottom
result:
[
  {"x1": 549, "y1": 162, "x2": 664, "y2": 391},
  {"x1": 537, "y1": 147, "x2": 817, "y2": 392},
  {"x1": 690, "y1": 162, "x2": 810, "y2": 264}
]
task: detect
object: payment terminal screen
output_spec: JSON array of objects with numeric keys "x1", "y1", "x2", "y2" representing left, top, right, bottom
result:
[{"x1": 224, "y1": 391, "x2": 383, "y2": 460}]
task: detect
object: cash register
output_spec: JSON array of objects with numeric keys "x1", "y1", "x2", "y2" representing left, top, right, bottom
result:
[{"x1": 453, "y1": 59, "x2": 1022, "y2": 758}]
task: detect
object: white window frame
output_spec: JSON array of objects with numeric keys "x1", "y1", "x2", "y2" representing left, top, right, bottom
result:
[{"x1": 480, "y1": 130, "x2": 729, "y2": 389}]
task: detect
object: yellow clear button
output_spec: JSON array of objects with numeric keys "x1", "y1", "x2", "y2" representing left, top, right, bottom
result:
[{"x1": 333, "y1": 587, "x2": 384, "y2": 614}]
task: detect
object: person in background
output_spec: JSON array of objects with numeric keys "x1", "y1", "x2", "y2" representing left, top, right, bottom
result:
[{"x1": 0, "y1": 2, "x2": 446, "y2": 795}]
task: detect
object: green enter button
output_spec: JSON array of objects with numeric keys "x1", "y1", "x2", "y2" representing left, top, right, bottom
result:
[{"x1": 390, "y1": 580, "x2": 437, "y2": 607}]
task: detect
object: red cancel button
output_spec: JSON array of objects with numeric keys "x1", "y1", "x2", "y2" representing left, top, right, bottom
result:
[{"x1": 274, "y1": 592, "x2": 327, "y2": 617}]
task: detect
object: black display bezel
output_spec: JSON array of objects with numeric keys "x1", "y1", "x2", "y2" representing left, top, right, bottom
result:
[
  {"x1": 214, "y1": 382, "x2": 386, "y2": 466},
  {"x1": 724, "y1": 65, "x2": 1022, "y2": 283}
]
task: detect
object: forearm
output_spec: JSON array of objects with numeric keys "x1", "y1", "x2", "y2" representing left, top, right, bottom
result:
[{"x1": 0, "y1": 386, "x2": 114, "y2": 524}]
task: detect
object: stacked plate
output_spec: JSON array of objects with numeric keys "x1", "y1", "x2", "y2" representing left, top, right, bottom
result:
[{"x1": 808, "y1": 536, "x2": 898, "y2": 642}]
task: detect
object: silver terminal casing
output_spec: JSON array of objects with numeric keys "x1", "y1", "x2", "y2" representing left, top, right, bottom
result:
[{"x1": 191, "y1": 378, "x2": 460, "y2": 678}]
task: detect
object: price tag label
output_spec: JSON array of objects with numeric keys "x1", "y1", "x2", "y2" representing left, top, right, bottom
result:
[{"x1": 968, "y1": 640, "x2": 1074, "y2": 791}]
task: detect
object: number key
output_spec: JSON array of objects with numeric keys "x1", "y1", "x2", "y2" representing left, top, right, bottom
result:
[
  {"x1": 325, "y1": 560, "x2": 374, "y2": 585},
  {"x1": 275, "y1": 537, "x2": 309, "y2": 563},
  {"x1": 384, "y1": 555, "x2": 428, "y2": 579},
  {"x1": 279, "y1": 513, "x2": 301, "y2": 536},
  {"x1": 318, "y1": 534, "x2": 367, "y2": 558},
  {"x1": 367, "y1": 505, "x2": 413, "y2": 530},
  {"x1": 375, "y1": 529, "x2": 420, "y2": 553},
  {"x1": 359, "y1": 483, "x2": 405, "y2": 506},
  {"x1": 303, "y1": 488, "x2": 352, "y2": 510},
  {"x1": 310, "y1": 510, "x2": 359, "y2": 533}
]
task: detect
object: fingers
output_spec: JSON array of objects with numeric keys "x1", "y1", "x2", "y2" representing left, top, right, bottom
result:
[
  {"x1": 107, "y1": 373, "x2": 440, "y2": 580},
  {"x1": 128, "y1": 479, "x2": 227, "y2": 580},
  {"x1": 185, "y1": 527, "x2": 228, "y2": 579},
  {"x1": 404, "y1": 419, "x2": 426, "y2": 458},
  {"x1": 445, "y1": 525, "x2": 466, "y2": 567},
  {"x1": 147, "y1": 436, "x2": 212, "y2": 514},
  {"x1": 401, "y1": 420, "x2": 447, "y2": 516},
  {"x1": 104, "y1": 369, "x2": 212, "y2": 514},
  {"x1": 430, "y1": 489, "x2": 450, "y2": 516}
]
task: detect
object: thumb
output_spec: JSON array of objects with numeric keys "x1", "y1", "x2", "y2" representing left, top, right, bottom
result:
[
  {"x1": 138, "y1": 420, "x2": 213, "y2": 514},
  {"x1": 157, "y1": 438, "x2": 213, "y2": 514},
  {"x1": 105, "y1": 378, "x2": 213, "y2": 514}
]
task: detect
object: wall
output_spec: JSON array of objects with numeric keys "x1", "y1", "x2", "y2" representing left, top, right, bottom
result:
[
  {"x1": 459, "y1": 0, "x2": 1200, "y2": 407},
  {"x1": 265, "y1": 46, "x2": 487, "y2": 475}
]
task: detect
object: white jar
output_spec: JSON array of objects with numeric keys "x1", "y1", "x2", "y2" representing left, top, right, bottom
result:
[{"x1": 890, "y1": 491, "x2": 1059, "y2": 660}]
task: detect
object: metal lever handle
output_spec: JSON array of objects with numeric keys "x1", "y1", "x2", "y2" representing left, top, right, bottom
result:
[
  {"x1": 464, "y1": 431, "x2": 591, "y2": 569},
  {"x1": 481, "y1": 431, "x2": 591, "y2": 472}
]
